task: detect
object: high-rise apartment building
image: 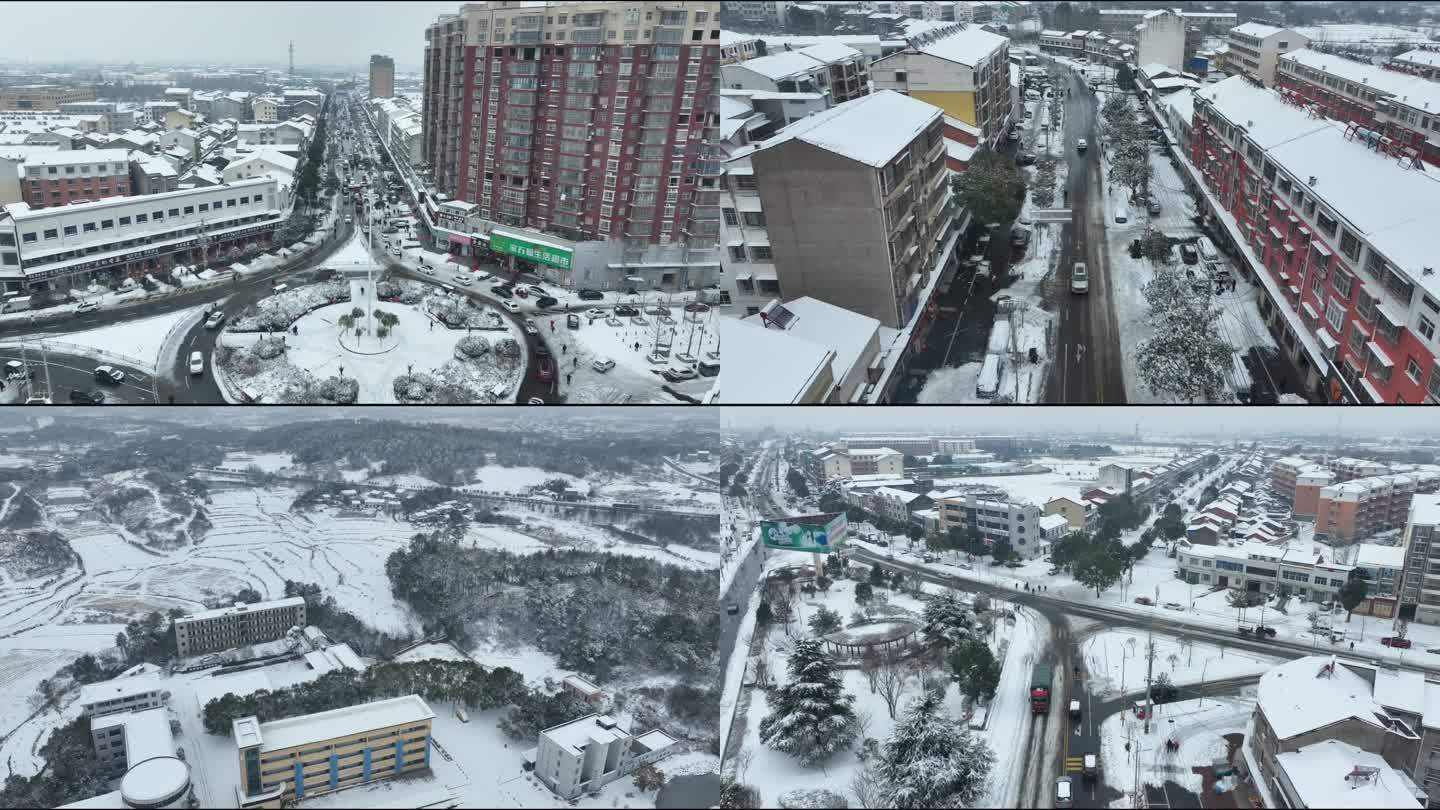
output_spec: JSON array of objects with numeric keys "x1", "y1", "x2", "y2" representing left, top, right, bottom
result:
[
  {"x1": 370, "y1": 54, "x2": 396, "y2": 99},
  {"x1": 1395, "y1": 493, "x2": 1440, "y2": 626},
  {"x1": 174, "y1": 597, "x2": 306, "y2": 657},
  {"x1": 421, "y1": 1, "x2": 721, "y2": 288}
]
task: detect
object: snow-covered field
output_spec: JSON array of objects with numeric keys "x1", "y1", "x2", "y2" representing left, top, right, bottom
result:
[
  {"x1": 1081, "y1": 629, "x2": 1282, "y2": 699},
  {"x1": 466, "y1": 465, "x2": 587, "y2": 494},
  {"x1": 1098, "y1": 695, "x2": 1254, "y2": 803}
]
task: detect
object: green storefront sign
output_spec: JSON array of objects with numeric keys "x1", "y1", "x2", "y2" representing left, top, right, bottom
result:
[
  {"x1": 760, "y1": 513, "x2": 849, "y2": 554},
  {"x1": 488, "y1": 230, "x2": 573, "y2": 271}
]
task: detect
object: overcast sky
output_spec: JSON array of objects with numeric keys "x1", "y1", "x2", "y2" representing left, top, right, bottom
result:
[
  {"x1": 720, "y1": 407, "x2": 1439, "y2": 438},
  {"x1": 0, "y1": 2, "x2": 460, "y2": 70}
]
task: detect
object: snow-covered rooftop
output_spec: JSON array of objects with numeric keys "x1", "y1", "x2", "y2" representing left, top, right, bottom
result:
[
  {"x1": 1275, "y1": 739, "x2": 1424, "y2": 809},
  {"x1": 541, "y1": 713, "x2": 628, "y2": 753},
  {"x1": 719, "y1": 317, "x2": 834, "y2": 404},
  {"x1": 1257, "y1": 656, "x2": 1392, "y2": 741},
  {"x1": 848, "y1": 447, "x2": 902, "y2": 458},
  {"x1": 1393, "y1": 49, "x2": 1440, "y2": 69},
  {"x1": 245, "y1": 694, "x2": 435, "y2": 754},
  {"x1": 1196, "y1": 77, "x2": 1440, "y2": 292},
  {"x1": 78, "y1": 671, "x2": 164, "y2": 709},
  {"x1": 178, "y1": 595, "x2": 304, "y2": 624},
  {"x1": 1039, "y1": 514, "x2": 1070, "y2": 532},
  {"x1": 720, "y1": 30, "x2": 758, "y2": 47},
  {"x1": 752, "y1": 89, "x2": 941, "y2": 168},
  {"x1": 1281, "y1": 49, "x2": 1440, "y2": 114},
  {"x1": 23, "y1": 147, "x2": 130, "y2": 167},
  {"x1": 745, "y1": 296, "x2": 878, "y2": 393},
  {"x1": 1231, "y1": 22, "x2": 1286, "y2": 39},
  {"x1": 913, "y1": 27, "x2": 1008, "y2": 67},
  {"x1": 1414, "y1": 493, "x2": 1440, "y2": 527},
  {"x1": 193, "y1": 671, "x2": 272, "y2": 709}
]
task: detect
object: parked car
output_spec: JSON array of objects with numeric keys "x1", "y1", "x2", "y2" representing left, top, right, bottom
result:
[
  {"x1": 205, "y1": 310, "x2": 226, "y2": 329},
  {"x1": 535, "y1": 357, "x2": 554, "y2": 382},
  {"x1": 592, "y1": 357, "x2": 616, "y2": 373},
  {"x1": 1077, "y1": 138, "x2": 1088, "y2": 151},
  {"x1": 584, "y1": 308, "x2": 606, "y2": 320},
  {"x1": 513, "y1": 286, "x2": 530, "y2": 298},
  {"x1": 614, "y1": 304, "x2": 640, "y2": 316},
  {"x1": 534, "y1": 296, "x2": 559, "y2": 309},
  {"x1": 76, "y1": 300, "x2": 99, "y2": 314},
  {"x1": 1071, "y1": 262, "x2": 1089, "y2": 293},
  {"x1": 1148, "y1": 199, "x2": 1162, "y2": 215},
  {"x1": 1180, "y1": 244, "x2": 1199, "y2": 264},
  {"x1": 1382, "y1": 636, "x2": 1413, "y2": 649},
  {"x1": 525, "y1": 285, "x2": 548, "y2": 298},
  {"x1": 419, "y1": 264, "x2": 436, "y2": 276},
  {"x1": 451, "y1": 273, "x2": 471, "y2": 286},
  {"x1": 490, "y1": 284, "x2": 513, "y2": 298},
  {"x1": 522, "y1": 318, "x2": 539, "y2": 336},
  {"x1": 94, "y1": 365, "x2": 125, "y2": 384},
  {"x1": 1163, "y1": 602, "x2": 1184, "y2": 611},
  {"x1": 188, "y1": 351, "x2": 204, "y2": 376},
  {"x1": 69, "y1": 388, "x2": 105, "y2": 404},
  {"x1": 577, "y1": 288, "x2": 605, "y2": 301},
  {"x1": 502, "y1": 299, "x2": 521, "y2": 313},
  {"x1": 684, "y1": 302, "x2": 711, "y2": 313},
  {"x1": 662, "y1": 367, "x2": 698, "y2": 382},
  {"x1": 1134, "y1": 596, "x2": 1154, "y2": 606},
  {"x1": 645, "y1": 305, "x2": 670, "y2": 316}
]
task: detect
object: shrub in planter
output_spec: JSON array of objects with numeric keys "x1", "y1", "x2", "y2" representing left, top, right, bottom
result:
[
  {"x1": 376, "y1": 327, "x2": 389, "y2": 339},
  {"x1": 393, "y1": 372, "x2": 436, "y2": 402},
  {"x1": 235, "y1": 354, "x2": 261, "y2": 376},
  {"x1": 316, "y1": 375, "x2": 359, "y2": 404},
  {"x1": 253, "y1": 337, "x2": 286, "y2": 360},
  {"x1": 456, "y1": 335, "x2": 491, "y2": 359},
  {"x1": 494, "y1": 337, "x2": 522, "y2": 360}
]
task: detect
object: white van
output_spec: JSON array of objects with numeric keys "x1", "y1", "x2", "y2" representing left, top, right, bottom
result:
[
  {"x1": 1197, "y1": 236, "x2": 1220, "y2": 262},
  {"x1": 1114, "y1": 205, "x2": 1129, "y2": 223},
  {"x1": 976, "y1": 354, "x2": 1002, "y2": 399}
]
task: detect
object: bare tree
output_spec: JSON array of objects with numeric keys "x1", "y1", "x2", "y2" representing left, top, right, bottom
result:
[
  {"x1": 850, "y1": 764, "x2": 886, "y2": 809},
  {"x1": 734, "y1": 747, "x2": 755, "y2": 785},
  {"x1": 851, "y1": 708, "x2": 874, "y2": 743},
  {"x1": 1167, "y1": 652, "x2": 1180, "y2": 672},
  {"x1": 1179, "y1": 638, "x2": 1194, "y2": 667},
  {"x1": 876, "y1": 654, "x2": 913, "y2": 719},
  {"x1": 861, "y1": 646, "x2": 883, "y2": 694}
]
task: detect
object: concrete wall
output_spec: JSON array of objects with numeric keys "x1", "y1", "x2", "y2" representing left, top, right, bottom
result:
[{"x1": 752, "y1": 139, "x2": 898, "y2": 327}]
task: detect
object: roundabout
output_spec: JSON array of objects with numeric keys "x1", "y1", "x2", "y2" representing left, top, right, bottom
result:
[{"x1": 214, "y1": 277, "x2": 528, "y2": 403}]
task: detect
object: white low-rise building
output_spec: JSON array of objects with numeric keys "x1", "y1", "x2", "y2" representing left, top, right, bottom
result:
[
  {"x1": 526, "y1": 714, "x2": 676, "y2": 800},
  {"x1": 78, "y1": 669, "x2": 169, "y2": 719}
]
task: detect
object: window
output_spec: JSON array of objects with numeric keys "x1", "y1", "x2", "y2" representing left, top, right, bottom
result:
[
  {"x1": 722, "y1": 208, "x2": 737, "y2": 225},
  {"x1": 168, "y1": 209, "x2": 178, "y2": 218},
  {"x1": 118, "y1": 216, "x2": 130, "y2": 226},
  {"x1": 1316, "y1": 210, "x2": 1338, "y2": 237},
  {"x1": 1408, "y1": 357, "x2": 1424, "y2": 385},
  {"x1": 83, "y1": 222, "x2": 96, "y2": 232},
  {"x1": 742, "y1": 211, "x2": 766, "y2": 227},
  {"x1": 1339, "y1": 229, "x2": 1361, "y2": 262},
  {"x1": 64, "y1": 225, "x2": 77, "y2": 236},
  {"x1": 1332, "y1": 270, "x2": 1353, "y2": 300},
  {"x1": 183, "y1": 206, "x2": 194, "y2": 215},
  {"x1": 43, "y1": 228, "x2": 57, "y2": 239},
  {"x1": 749, "y1": 245, "x2": 771, "y2": 261},
  {"x1": 100, "y1": 219, "x2": 113, "y2": 229},
  {"x1": 1325, "y1": 299, "x2": 1345, "y2": 332},
  {"x1": 198, "y1": 203, "x2": 209, "y2": 213},
  {"x1": 1420, "y1": 315, "x2": 1436, "y2": 342}
]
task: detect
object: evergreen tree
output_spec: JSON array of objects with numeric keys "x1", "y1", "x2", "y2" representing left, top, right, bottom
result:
[
  {"x1": 920, "y1": 591, "x2": 974, "y2": 654},
  {"x1": 758, "y1": 639, "x2": 857, "y2": 765},
  {"x1": 809, "y1": 606, "x2": 842, "y2": 637},
  {"x1": 877, "y1": 691, "x2": 996, "y2": 808}
]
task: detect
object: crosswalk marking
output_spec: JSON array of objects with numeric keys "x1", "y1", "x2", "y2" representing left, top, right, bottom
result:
[{"x1": 1065, "y1": 756, "x2": 1086, "y2": 773}]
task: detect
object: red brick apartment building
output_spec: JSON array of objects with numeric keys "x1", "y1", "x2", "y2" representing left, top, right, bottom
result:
[
  {"x1": 1273, "y1": 455, "x2": 1388, "y2": 516},
  {"x1": 1314, "y1": 471, "x2": 1440, "y2": 542},
  {"x1": 1275, "y1": 48, "x2": 1440, "y2": 168},
  {"x1": 1190, "y1": 78, "x2": 1440, "y2": 404},
  {"x1": 422, "y1": 1, "x2": 720, "y2": 247},
  {"x1": 20, "y1": 149, "x2": 132, "y2": 209}
]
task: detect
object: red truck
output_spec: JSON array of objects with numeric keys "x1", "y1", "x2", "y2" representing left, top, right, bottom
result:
[{"x1": 1031, "y1": 663, "x2": 1053, "y2": 714}]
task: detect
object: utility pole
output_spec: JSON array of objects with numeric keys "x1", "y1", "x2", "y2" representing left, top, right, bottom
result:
[{"x1": 1142, "y1": 632, "x2": 1156, "y2": 735}]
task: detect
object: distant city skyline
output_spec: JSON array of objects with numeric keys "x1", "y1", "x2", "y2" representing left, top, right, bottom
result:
[
  {"x1": 0, "y1": 1, "x2": 460, "y2": 72},
  {"x1": 720, "y1": 407, "x2": 1440, "y2": 439}
]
